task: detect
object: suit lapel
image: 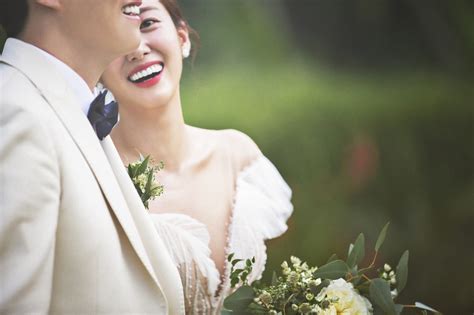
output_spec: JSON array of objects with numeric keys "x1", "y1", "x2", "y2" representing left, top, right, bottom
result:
[
  {"x1": 102, "y1": 138, "x2": 185, "y2": 314},
  {"x1": 0, "y1": 40, "x2": 161, "y2": 290}
]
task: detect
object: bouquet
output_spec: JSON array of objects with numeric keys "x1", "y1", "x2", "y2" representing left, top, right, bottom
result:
[
  {"x1": 126, "y1": 155, "x2": 164, "y2": 209},
  {"x1": 223, "y1": 223, "x2": 440, "y2": 315}
]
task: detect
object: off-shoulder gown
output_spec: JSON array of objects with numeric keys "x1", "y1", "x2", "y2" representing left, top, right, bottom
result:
[{"x1": 150, "y1": 155, "x2": 293, "y2": 314}]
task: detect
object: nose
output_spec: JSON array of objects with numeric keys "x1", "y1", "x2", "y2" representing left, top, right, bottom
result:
[{"x1": 127, "y1": 40, "x2": 151, "y2": 62}]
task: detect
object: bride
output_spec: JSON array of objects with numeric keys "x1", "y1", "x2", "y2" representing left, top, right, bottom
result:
[{"x1": 101, "y1": 0, "x2": 293, "y2": 313}]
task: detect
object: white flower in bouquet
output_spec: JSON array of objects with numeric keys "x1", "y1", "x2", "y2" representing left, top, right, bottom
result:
[{"x1": 317, "y1": 278, "x2": 373, "y2": 315}]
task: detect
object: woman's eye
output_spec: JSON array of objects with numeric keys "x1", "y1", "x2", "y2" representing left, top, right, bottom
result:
[{"x1": 140, "y1": 19, "x2": 159, "y2": 30}]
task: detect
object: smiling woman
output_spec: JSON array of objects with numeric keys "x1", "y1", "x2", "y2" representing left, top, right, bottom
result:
[{"x1": 101, "y1": 0, "x2": 293, "y2": 313}]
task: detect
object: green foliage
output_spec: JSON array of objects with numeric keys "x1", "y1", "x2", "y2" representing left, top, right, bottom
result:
[
  {"x1": 369, "y1": 278, "x2": 399, "y2": 315},
  {"x1": 396, "y1": 251, "x2": 409, "y2": 294},
  {"x1": 126, "y1": 155, "x2": 164, "y2": 209},
  {"x1": 223, "y1": 286, "x2": 255, "y2": 313},
  {"x1": 375, "y1": 222, "x2": 390, "y2": 252},
  {"x1": 347, "y1": 233, "x2": 365, "y2": 268},
  {"x1": 222, "y1": 224, "x2": 440, "y2": 314},
  {"x1": 313, "y1": 260, "x2": 348, "y2": 280},
  {"x1": 228, "y1": 254, "x2": 255, "y2": 288}
]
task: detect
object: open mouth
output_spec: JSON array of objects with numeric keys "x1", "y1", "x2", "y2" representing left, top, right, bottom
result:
[
  {"x1": 122, "y1": 2, "x2": 141, "y2": 17},
  {"x1": 128, "y1": 62, "x2": 164, "y2": 84}
]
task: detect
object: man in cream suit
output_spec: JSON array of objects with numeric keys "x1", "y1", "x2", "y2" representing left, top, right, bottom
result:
[{"x1": 0, "y1": 1, "x2": 184, "y2": 313}]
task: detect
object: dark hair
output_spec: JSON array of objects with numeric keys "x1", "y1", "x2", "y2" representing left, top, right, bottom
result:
[
  {"x1": 0, "y1": 0, "x2": 29, "y2": 38},
  {"x1": 160, "y1": 0, "x2": 200, "y2": 62}
]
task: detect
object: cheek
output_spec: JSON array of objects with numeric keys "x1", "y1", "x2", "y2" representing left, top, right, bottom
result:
[{"x1": 102, "y1": 61, "x2": 125, "y2": 88}]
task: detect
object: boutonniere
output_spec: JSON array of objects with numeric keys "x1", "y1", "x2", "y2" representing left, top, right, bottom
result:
[{"x1": 127, "y1": 155, "x2": 164, "y2": 209}]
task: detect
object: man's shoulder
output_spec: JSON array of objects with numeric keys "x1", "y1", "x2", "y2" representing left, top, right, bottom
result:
[{"x1": 0, "y1": 62, "x2": 50, "y2": 112}]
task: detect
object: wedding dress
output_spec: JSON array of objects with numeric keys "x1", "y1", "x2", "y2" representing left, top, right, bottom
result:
[{"x1": 149, "y1": 154, "x2": 293, "y2": 314}]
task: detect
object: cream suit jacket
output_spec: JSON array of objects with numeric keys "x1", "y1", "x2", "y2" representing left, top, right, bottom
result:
[{"x1": 0, "y1": 39, "x2": 185, "y2": 314}]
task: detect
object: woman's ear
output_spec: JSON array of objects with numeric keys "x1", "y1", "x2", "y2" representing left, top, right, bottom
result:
[{"x1": 177, "y1": 21, "x2": 191, "y2": 59}]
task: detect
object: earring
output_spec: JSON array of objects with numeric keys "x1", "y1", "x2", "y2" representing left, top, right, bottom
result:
[{"x1": 182, "y1": 47, "x2": 190, "y2": 59}]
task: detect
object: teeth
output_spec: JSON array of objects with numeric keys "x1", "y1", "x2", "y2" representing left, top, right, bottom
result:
[
  {"x1": 122, "y1": 5, "x2": 140, "y2": 16},
  {"x1": 129, "y1": 64, "x2": 164, "y2": 82}
]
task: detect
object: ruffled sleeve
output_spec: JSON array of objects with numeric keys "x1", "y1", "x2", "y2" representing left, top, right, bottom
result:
[
  {"x1": 232, "y1": 154, "x2": 293, "y2": 240},
  {"x1": 224, "y1": 154, "x2": 293, "y2": 287}
]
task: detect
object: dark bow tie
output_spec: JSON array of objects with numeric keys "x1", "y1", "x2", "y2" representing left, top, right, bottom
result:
[{"x1": 87, "y1": 90, "x2": 118, "y2": 140}]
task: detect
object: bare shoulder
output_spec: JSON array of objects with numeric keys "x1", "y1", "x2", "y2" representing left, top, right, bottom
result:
[
  {"x1": 218, "y1": 129, "x2": 262, "y2": 171},
  {"x1": 187, "y1": 126, "x2": 262, "y2": 173}
]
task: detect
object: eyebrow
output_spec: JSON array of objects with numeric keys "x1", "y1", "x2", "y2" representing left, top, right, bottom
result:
[{"x1": 140, "y1": 6, "x2": 160, "y2": 14}]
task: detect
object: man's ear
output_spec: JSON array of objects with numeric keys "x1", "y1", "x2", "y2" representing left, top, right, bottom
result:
[{"x1": 33, "y1": 0, "x2": 61, "y2": 10}]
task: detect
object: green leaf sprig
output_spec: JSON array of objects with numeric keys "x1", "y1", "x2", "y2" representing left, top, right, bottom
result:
[{"x1": 127, "y1": 155, "x2": 164, "y2": 209}]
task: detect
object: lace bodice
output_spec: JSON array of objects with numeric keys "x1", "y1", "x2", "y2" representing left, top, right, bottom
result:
[{"x1": 150, "y1": 155, "x2": 293, "y2": 314}]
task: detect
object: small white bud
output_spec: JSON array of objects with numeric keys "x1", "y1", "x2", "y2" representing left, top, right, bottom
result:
[
  {"x1": 384, "y1": 264, "x2": 391, "y2": 272},
  {"x1": 391, "y1": 289, "x2": 398, "y2": 298},
  {"x1": 291, "y1": 256, "x2": 301, "y2": 266}
]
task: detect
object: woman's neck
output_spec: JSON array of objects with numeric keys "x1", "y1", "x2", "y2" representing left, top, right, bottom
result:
[{"x1": 112, "y1": 98, "x2": 189, "y2": 171}]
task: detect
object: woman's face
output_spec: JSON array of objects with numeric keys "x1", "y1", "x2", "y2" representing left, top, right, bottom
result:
[{"x1": 102, "y1": 0, "x2": 189, "y2": 110}]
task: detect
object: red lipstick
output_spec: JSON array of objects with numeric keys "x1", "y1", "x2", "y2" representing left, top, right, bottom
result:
[{"x1": 128, "y1": 61, "x2": 164, "y2": 88}]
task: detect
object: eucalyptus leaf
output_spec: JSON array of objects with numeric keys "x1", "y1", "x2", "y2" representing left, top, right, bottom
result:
[
  {"x1": 313, "y1": 260, "x2": 349, "y2": 279},
  {"x1": 223, "y1": 286, "x2": 255, "y2": 311},
  {"x1": 347, "y1": 233, "x2": 365, "y2": 268},
  {"x1": 369, "y1": 278, "x2": 398, "y2": 315},
  {"x1": 414, "y1": 302, "x2": 442, "y2": 314},
  {"x1": 396, "y1": 250, "x2": 409, "y2": 293},
  {"x1": 327, "y1": 253, "x2": 338, "y2": 263},
  {"x1": 375, "y1": 222, "x2": 390, "y2": 252},
  {"x1": 227, "y1": 253, "x2": 235, "y2": 262}
]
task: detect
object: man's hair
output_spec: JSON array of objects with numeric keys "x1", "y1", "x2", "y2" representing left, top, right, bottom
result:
[{"x1": 0, "y1": 0, "x2": 29, "y2": 38}]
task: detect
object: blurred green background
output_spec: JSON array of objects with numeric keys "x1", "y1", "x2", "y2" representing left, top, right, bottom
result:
[
  {"x1": 177, "y1": 0, "x2": 473, "y2": 313},
  {"x1": 1, "y1": 0, "x2": 473, "y2": 313}
]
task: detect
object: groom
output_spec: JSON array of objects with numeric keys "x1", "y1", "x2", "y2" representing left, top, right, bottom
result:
[{"x1": 0, "y1": 1, "x2": 183, "y2": 314}]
